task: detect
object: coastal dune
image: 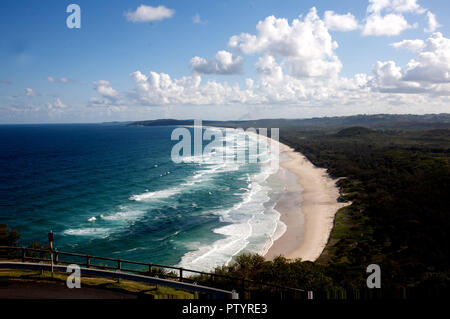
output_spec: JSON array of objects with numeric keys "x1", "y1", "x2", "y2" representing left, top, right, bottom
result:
[{"x1": 265, "y1": 143, "x2": 349, "y2": 262}]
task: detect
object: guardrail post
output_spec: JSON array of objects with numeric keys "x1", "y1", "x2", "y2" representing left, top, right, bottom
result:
[
  {"x1": 117, "y1": 260, "x2": 122, "y2": 271},
  {"x1": 54, "y1": 250, "x2": 58, "y2": 265},
  {"x1": 148, "y1": 263, "x2": 153, "y2": 274},
  {"x1": 21, "y1": 247, "x2": 25, "y2": 262},
  {"x1": 86, "y1": 256, "x2": 90, "y2": 268},
  {"x1": 179, "y1": 268, "x2": 183, "y2": 282}
]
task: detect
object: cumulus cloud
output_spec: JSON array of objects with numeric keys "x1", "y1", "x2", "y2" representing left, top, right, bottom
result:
[
  {"x1": 391, "y1": 39, "x2": 425, "y2": 51},
  {"x1": 256, "y1": 55, "x2": 284, "y2": 83},
  {"x1": 402, "y1": 33, "x2": 450, "y2": 84},
  {"x1": 125, "y1": 67, "x2": 369, "y2": 108},
  {"x1": 371, "y1": 60, "x2": 403, "y2": 86},
  {"x1": 362, "y1": 13, "x2": 413, "y2": 36},
  {"x1": 367, "y1": 0, "x2": 425, "y2": 14},
  {"x1": 363, "y1": 1, "x2": 440, "y2": 37},
  {"x1": 47, "y1": 76, "x2": 56, "y2": 83},
  {"x1": 46, "y1": 98, "x2": 67, "y2": 110},
  {"x1": 25, "y1": 88, "x2": 39, "y2": 97},
  {"x1": 83, "y1": 6, "x2": 449, "y2": 115},
  {"x1": 126, "y1": 32, "x2": 450, "y2": 108},
  {"x1": 125, "y1": 5, "x2": 174, "y2": 23},
  {"x1": 190, "y1": 50, "x2": 244, "y2": 75},
  {"x1": 424, "y1": 12, "x2": 441, "y2": 33},
  {"x1": 89, "y1": 80, "x2": 125, "y2": 109},
  {"x1": 371, "y1": 33, "x2": 450, "y2": 94},
  {"x1": 94, "y1": 80, "x2": 118, "y2": 99},
  {"x1": 324, "y1": 11, "x2": 359, "y2": 31},
  {"x1": 229, "y1": 8, "x2": 342, "y2": 78}
]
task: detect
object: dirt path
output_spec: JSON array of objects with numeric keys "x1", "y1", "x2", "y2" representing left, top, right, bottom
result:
[{"x1": 0, "y1": 279, "x2": 138, "y2": 299}]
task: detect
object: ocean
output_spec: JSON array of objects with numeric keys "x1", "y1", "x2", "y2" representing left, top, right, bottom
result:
[{"x1": 0, "y1": 123, "x2": 288, "y2": 271}]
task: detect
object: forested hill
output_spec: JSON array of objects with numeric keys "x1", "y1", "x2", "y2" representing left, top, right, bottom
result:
[{"x1": 129, "y1": 113, "x2": 450, "y2": 131}]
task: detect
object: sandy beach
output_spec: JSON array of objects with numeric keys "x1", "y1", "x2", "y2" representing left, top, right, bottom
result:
[
  {"x1": 265, "y1": 142, "x2": 350, "y2": 262},
  {"x1": 197, "y1": 125, "x2": 349, "y2": 262}
]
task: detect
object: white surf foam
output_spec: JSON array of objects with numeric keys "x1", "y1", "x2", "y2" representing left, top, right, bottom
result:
[
  {"x1": 100, "y1": 209, "x2": 145, "y2": 221},
  {"x1": 178, "y1": 129, "x2": 286, "y2": 271},
  {"x1": 64, "y1": 227, "x2": 111, "y2": 237},
  {"x1": 129, "y1": 129, "x2": 249, "y2": 203}
]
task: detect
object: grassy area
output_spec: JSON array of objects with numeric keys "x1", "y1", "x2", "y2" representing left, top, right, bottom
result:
[{"x1": 0, "y1": 269, "x2": 194, "y2": 299}]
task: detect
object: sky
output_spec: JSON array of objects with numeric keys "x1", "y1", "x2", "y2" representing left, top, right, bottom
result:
[{"x1": 0, "y1": 0, "x2": 450, "y2": 123}]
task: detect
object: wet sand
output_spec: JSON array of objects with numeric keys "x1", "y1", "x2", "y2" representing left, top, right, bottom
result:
[{"x1": 265, "y1": 143, "x2": 349, "y2": 261}]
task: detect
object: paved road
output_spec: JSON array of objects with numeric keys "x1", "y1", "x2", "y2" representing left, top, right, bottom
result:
[{"x1": 0, "y1": 279, "x2": 138, "y2": 299}]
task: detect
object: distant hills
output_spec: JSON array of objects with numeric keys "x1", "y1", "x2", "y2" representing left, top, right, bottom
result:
[{"x1": 129, "y1": 113, "x2": 450, "y2": 131}]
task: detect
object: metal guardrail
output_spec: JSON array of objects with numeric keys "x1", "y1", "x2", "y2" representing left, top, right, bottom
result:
[
  {"x1": 0, "y1": 246, "x2": 309, "y2": 299},
  {"x1": 0, "y1": 261, "x2": 237, "y2": 299}
]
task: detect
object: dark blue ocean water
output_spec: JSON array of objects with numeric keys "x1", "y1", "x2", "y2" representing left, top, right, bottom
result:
[{"x1": 0, "y1": 124, "x2": 285, "y2": 271}]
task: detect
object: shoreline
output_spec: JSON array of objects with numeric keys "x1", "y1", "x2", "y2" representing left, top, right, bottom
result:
[
  {"x1": 190, "y1": 124, "x2": 349, "y2": 263},
  {"x1": 265, "y1": 142, "x2": 349, "y2": 261}
]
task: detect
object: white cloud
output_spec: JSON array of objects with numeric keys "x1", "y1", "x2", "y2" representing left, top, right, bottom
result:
[
  {"x1": 363, "y1": 0, "x2": 430, "y2": 37},
  {"x1": 25, "y1": 88, "x2": 39, "y2": 97},
  {"x1": 256, "y1": 55, "x2": 284, "y2": 83},
  {"x1": 125, "y1": 66, "x2": 370, "y2": 108},
  {"x1": 371, "y1": 33, "x2": 450, "y2": 94},
  {"x1": 369, "y1": 60, "x2": 426, "y2": 93},
  {"x1": 129, "y1": 70, "x2": 238, "y2": 106},
  {"x1": 391, "y1": 39, "x2": 424, "y2": 51},
  {"x1": 190, "y1": 50, "x2": 244, "y2": 75},
  {"x1": 94, "y1": 80, "x2": 118, "y2": 99},
  {"x1": 46, "y1": 98, "x2": 67, "y2": 110},
  {"x1": 125, "y1": 5, "x2": 174, "y2": 23},
  {"x1": 47, "y1": 76, "x2": 74, "y2": 84},
  {"x1": 229, "y1": 8, "x2": 342, "y2": 78},
  {"x1": 367, "y1": 0, "x2": 392, "y2": 14},
  {"x1": 424, "y1": 12, "x2": 441, "y2": 33},
  {"x1": 126, "y1": 33, "x2": 450, "y2": 109},
  {"x1": 192, "y1": 13, "x2": 207, "y2": 24},
  {"x1": 83, "y1": 7, "x2": 449, "y2": 116},
  {"x1": 324, "y1": 11, "x2": 359, "y2": 31},
  {"x1": 89, "y1": 80, "x2": 126, "y2": 109},
  {"x1": 372, "y1": 60, "x2": 403, "y2": 85},
  {"x1": 403, "y1": 33, "x2": 450, "y2": 84},
  {"x1": 367, "y1": 0, "x2": 425, "y2": 14},
  {"x1": 362, "y1": 13, "x2": 413, "y2": 36}
]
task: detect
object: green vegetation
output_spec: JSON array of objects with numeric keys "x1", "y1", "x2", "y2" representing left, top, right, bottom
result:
[
  {"x1": 3, "y1": 114, "x2": 449, "y2": 299},
  {"x1": 180, "y1": 114, "x2": 449, "y2": 299},
  {"x1": 280, "y1": 126, "x2": 449, "y2": 293}
]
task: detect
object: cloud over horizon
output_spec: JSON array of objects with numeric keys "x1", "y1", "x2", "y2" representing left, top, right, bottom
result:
[{"x1": 86, "y1": 3, "x2": 450, "y2": 117}]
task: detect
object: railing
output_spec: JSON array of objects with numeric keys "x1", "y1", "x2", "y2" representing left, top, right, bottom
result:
[
  {"x1": 0, "y1": 261, "x2": 236, "y2": 299},
  {"x1": 0, "y1": 246, "x2": 310, "y2": 299}
]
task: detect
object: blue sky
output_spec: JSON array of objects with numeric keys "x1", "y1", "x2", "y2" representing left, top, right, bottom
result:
[{"x1": 1, "y1": 0, "x2": 449, "y2": 123}]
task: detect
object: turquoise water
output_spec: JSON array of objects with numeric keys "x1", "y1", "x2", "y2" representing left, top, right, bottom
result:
[{"x1": 0, "y1": 124, "x2": 286, "y2": 271}]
